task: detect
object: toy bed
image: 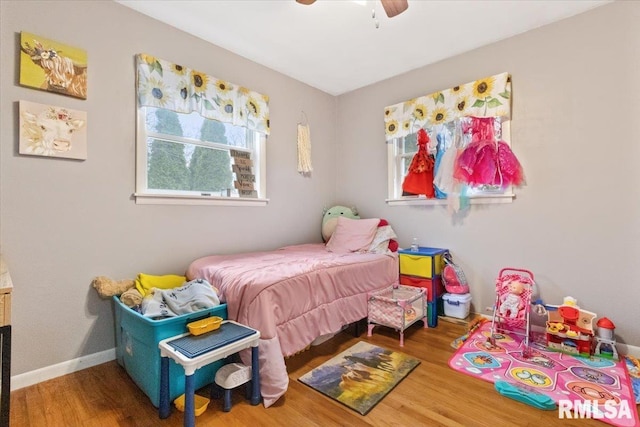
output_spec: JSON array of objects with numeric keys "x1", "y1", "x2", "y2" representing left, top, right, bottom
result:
[{"x1": 186, "y1": 242, "x2": 399, "y2": 407}]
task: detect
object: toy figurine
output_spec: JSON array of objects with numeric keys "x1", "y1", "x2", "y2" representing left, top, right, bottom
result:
[{"x1": 594, "y1": 317, "x2": 619, "y2": 360}]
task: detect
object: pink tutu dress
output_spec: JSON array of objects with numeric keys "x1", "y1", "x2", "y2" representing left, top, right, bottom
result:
[{"x1": 453, "y1": 116, "x2": 524, "y2": 188}]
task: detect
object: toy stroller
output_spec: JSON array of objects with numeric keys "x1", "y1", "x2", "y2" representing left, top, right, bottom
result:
[{"x1": 487, "y1": 268, "x2": 535, "y2": 355}]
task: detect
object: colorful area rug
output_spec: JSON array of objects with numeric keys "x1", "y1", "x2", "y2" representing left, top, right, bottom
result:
[
  {"x1": 298, "y1": 341, "x2": 420, "y2": 415},
  {"x1": 449, "y1": 322, "x2": 639, "y2": 427},
  {"x1": 624, "y1": 355, "x2": 640, "y2": 404}
]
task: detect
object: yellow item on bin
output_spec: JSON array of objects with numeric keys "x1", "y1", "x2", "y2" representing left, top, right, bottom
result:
[
  {"x1": 174, "y1": 394, "x2": 210, "y2": 416},
  {"x1": 188, "y1": 316, "x2": 222, "y2": 335},
  {"x1": 134, "y1": 273, "x2": 186, "y2": 297}
]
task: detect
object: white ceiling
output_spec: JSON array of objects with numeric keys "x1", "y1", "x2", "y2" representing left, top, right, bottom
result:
[{"x1": 117, "y1": 0, "x2": 611, "y2": 96}]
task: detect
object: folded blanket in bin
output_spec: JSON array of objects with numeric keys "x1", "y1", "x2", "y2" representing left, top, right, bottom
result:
[
  {"x1": 135, "y1": 273, "x2": 186, "y2": 297},
  {"x1": 142, "y1": 279, "x2": 220, "y2": 318}
]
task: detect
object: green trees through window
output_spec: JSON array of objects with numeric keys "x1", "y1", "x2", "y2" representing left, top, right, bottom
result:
[
  {"x1": 147, "y1": 109, "x2": 233, "y2": 193},
  {"x1": 191, "y1": 119, "x2": 232, "y2": 192}
]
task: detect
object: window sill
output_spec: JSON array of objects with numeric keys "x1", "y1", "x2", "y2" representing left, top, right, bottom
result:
[
  {"x1": 134, "y1": 193, "x2": 269, "y2": 206},
  {"x1": 386, "y1": 193, "x2": 514, "y2": 207}
]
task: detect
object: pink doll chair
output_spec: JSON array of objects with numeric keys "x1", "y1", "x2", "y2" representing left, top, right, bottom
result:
[{"x1": 487, "y1": 268, "x2": 535, "y2": 354}]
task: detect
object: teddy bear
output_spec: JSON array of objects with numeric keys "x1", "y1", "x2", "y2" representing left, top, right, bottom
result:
[
  {"x1": 91, "y1": 276, "x2": 142, "y2": 308},
  {"x1": 498, "y1": 279, "x2": 524, "y2": 318}
]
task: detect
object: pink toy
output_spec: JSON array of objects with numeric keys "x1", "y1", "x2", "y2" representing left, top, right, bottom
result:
[
  {"x1": 487, "y1": 268, "x2": 535, "y2": 353},
  {"x1": 497, "y1": 279, "x2": 525, "y2": 318},
  {"x1": 442, "y1": 253, "x2": 469, "y2": 294},
  {"x1": 367, "y1": 285, "x2": 428, "y2": 347}
]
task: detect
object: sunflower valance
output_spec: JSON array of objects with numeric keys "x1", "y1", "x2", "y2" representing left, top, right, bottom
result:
[
  {"x1": 136, "y1": 53, "x2": 270, "y2": 135},
  {"x1": 384, "y1": 72, "x2": 511, "y2": 141}
]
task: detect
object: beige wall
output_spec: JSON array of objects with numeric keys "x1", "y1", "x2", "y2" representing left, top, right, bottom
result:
[
  {"x1": 0, "y1": 0, "x2": 337, "y2": 376},
  {"x1": 336, "y1": 1, "x2": 640, "y2": 346},
  {"x1": 2, "y1": 0, "x2": 639, "y2": 383}
]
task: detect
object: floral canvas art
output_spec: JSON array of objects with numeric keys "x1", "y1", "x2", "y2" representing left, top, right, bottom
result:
[
  {"x1": 19, "y1": 100, "x2": 87, "y2": 160},
  {"x1": 20, "y1": 32, "x2": 87, "y2": 99}
]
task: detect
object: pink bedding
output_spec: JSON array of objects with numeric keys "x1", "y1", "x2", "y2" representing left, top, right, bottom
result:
[{"x1": 186, "y1": 243, "x2": 398, "y2": 407}]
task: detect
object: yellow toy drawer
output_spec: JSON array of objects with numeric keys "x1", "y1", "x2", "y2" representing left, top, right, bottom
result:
[{"x1": 398, "y1": 247, "x2": 447, "y2": 278}]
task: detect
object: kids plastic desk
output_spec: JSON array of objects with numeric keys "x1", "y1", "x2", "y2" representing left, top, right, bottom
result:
[{"x1": 158, "y1": 321, "x2": 260, "y2": 427}]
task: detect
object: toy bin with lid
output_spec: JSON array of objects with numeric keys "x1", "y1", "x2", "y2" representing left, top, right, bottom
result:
[
  {"x1": 442, "y1": 293, "x2": 472, "y2": 319},
  {"x1": 113, "y1": 296, "x2": 228, "y2": 407}
]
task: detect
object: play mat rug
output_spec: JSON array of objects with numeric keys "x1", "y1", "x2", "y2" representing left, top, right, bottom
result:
[
  {"x1": 448, "y1": 322, "x2": 639, "y2": 427},
  {"x1": 298, "y1": 341, "x2": 420, "y2": 415},
  {"x1": 625, "y1": 355, "x2": 640, "y2": 404}
]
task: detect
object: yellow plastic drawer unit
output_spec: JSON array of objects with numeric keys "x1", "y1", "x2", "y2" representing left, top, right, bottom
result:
[{"x1": 398, "y1": 247, "x2": 448, "y2": 279}]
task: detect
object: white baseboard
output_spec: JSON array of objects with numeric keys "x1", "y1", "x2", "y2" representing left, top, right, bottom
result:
[
  {"x1": 618, "y1": 343, "x2": 640, "y2": 359},
  {"x1": 11, "y1": 348, "x2": 116, "y2": 391}
]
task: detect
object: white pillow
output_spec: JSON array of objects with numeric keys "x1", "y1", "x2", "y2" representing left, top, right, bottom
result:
[{"x1": 325, "y1": 217, "x2": 380, "y2": 253}]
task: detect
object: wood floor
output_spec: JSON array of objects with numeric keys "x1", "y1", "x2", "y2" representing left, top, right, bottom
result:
[{"x1": 10, "y1": 319, "x2": 636, "y2": 427}]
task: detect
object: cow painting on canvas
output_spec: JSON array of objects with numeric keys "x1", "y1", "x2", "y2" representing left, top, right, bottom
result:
[
  {"x1": 19, "y1": 101, "x2": 87, "y2": 160},
  {"x1": 19, "y1": 32, "x2": 87, "y2": 99}
]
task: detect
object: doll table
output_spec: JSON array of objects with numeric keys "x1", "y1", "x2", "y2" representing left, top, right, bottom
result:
[{"x1": 158, "y1": 321, "x2": 260, "y2": 427}]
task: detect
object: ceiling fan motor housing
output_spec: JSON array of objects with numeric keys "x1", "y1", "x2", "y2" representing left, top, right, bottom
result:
[{"x1": 295, "y1": 0, "x2": 409, "y2": 18}]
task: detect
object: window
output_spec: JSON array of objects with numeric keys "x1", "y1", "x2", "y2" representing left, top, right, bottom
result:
[
  {"x1": 384, "y1": 72, "x2": 518, "y2": 207},
  {"x1": 134, "y1": 54, "x2": 269, "y2": 206},
  {"x1": 135, "y1": 107, "x2": 266, "y2": 204},
  {"x1": 387, "y1": 124, "x2": 515, "y2": 205}
]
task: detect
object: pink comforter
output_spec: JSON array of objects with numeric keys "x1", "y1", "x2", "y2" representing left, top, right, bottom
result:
[{"x1": 186, "y1": 243, "x2": 398, "y2": 407}]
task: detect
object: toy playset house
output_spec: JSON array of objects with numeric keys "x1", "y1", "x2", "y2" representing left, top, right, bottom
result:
[{"x1": 545, "y1": 297, "x2": 596, "y2": 357}]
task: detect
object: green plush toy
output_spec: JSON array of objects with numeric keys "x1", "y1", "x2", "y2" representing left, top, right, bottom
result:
[{"x1": 322, "y1": 205, "x2": 359, "y2": 242}]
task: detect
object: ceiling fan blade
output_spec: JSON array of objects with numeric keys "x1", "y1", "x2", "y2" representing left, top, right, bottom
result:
[
  {"x1": 381, "y1": 0, "x2": 408, "y2": 18},
  {"x1": 296, "y1": 0, "x2": 316, "y2": 5}
]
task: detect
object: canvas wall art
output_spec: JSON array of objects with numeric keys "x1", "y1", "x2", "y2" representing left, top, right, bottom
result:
[
  {"x1": 19, "y1": 31, "x2": 87, "y2": 99},
  {"x1": 299, "y1": 341, "x2": 420, "y2": 415},
  {"x1": 19, "y1": 100, "x2": 87, "y2": 160}
]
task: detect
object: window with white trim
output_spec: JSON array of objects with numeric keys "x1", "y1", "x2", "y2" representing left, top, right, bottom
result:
[
  {"x1": 384, "y1": 72, "x2": 521, "y2": 208},
  {"x1": 136, "y1": 107, "x2": 265, "y2": 202},
  {"x1": 134, "y1": 54, "x2": 269, "y2": 206},
  {"x1": 387, "y1": 121, "x2": 515, "y2": 204}
]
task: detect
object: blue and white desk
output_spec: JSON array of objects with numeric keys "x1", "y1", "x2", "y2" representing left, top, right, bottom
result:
[{"x1": 158, "y1": 320, "x2": 260, "y2": 427}]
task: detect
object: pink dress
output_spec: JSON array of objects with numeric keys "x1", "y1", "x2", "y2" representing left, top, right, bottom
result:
[{"x1": 454, "y1": 117, "x2": 524, "y2": 188}]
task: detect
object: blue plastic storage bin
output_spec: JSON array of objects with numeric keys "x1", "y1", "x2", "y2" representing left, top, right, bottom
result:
[{"x1": 113, "y1": 296, "x2": 228, "y2": 407}]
